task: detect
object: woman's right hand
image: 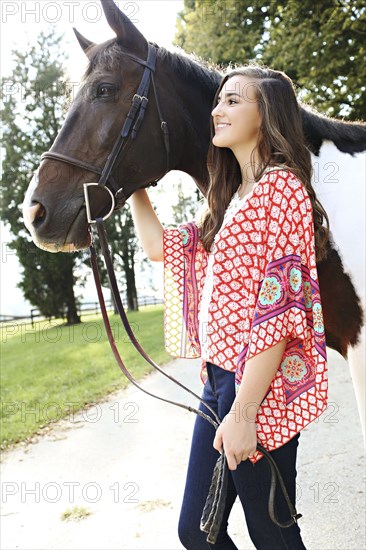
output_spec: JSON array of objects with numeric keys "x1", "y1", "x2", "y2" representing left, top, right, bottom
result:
[{"x1": 130, "y1": 188, "x2": 164, "y2": 262}]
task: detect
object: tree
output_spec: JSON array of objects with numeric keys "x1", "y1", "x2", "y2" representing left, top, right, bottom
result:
[
  {"x1": 104, "y1": 207, "x2": 140, "y2": 312},
  {"x1": 0, "y1": 30, "x2": 82, "y2": 324},
  {"x1": 175, "y1": 1, "x2": 268, "y2": 68},
  {"x1": 171, "y1": 179, "x2": 201, "y2": 225},
  {"x1": 175, "y1": 0, "x2": 365, "y2": 120},
  {"x1": 263, "y1": 1, "x2": 365, "y2": 120}
]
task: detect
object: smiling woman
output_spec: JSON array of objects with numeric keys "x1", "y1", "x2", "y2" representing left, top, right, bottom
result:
[{"x1": 130, "y1": 61, "x2": 329, "y2": 548}]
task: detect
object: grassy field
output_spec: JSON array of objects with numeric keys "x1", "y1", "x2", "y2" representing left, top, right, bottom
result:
[{"x1": 0, "y1": 305, "x2": 171, "y2": 449}]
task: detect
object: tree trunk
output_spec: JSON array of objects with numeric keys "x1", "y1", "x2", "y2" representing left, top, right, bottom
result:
[
  {"x1": 121, "y1": 241, "x2": 138, "y2": 312},
  {"x1": 66, "y1": 300, "x2": 81, "y2": 325},
  {"x1": 125, "y1": 264, "x2": 138, "y2": 311},
  {"x1": 65, "y1": 261, "x2": 81, "y2": 325}
]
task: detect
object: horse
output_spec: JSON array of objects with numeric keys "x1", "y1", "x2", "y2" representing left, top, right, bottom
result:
[{"x1": 23, "y1": 0, "x2": 366, "y2": 439}]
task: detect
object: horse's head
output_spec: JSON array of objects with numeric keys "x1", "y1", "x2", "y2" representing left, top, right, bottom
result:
[{"x1": 23, "y1": 0, "x2": 186, "y2": 252}]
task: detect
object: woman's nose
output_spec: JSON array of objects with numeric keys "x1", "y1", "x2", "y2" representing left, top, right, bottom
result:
[{"x1": 211, "y1": 102, "x2": 222, "y2": 117}]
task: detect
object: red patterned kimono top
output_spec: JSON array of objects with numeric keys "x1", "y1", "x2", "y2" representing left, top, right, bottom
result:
[{"x1": 163, "y1": 169, "x2": 328, "y2": 462}]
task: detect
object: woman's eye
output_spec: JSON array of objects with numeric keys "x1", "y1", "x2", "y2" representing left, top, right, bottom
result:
[{"x1": 228, "y1": 99, "x2": 237, "y2": 105}]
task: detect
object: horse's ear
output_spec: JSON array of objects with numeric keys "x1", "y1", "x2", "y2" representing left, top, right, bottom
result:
[
  {"x1": 101, "y1": 0, "x2": 147, "y2": 55},
  {"x1": 73, "y1": 28, "x2": 95, "y2": 56}
]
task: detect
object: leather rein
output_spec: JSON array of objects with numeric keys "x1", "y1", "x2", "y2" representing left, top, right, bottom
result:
[{"x1": 41, "y1": 42, "x2": 302, "y2": 543}]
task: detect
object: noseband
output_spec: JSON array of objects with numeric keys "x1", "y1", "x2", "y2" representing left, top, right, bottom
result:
[
  {"x1": 41, "y1": 42, "x2": 170, "y2": 221},
  {"x1": 40, "y1": 42, "x2": 302, "y2": 544}
]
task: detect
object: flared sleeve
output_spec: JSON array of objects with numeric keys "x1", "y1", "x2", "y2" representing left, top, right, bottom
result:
[
  {"x1": 163, "y1": 222, "x2": 206, "y2": 358},
  {"x1": 236, "y1": 172, "x2": 328, "y2": 462}
]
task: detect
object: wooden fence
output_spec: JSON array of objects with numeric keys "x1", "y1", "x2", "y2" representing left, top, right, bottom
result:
[{"x1": 0, "y1": 296, "x2": 163, "y2": 326}]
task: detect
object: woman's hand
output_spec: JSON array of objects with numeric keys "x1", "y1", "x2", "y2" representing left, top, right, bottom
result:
[
  {"x1": 213, "y1": 408, "x2": 257, "y2": 470},
  {"x1": 214, "y1": 338, "x2": 288, "y2": 470}
]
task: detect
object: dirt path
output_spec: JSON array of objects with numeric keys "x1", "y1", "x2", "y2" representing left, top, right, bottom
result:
[{"x1": 1, "y1": 351, "x2": 364, "y2": 550}]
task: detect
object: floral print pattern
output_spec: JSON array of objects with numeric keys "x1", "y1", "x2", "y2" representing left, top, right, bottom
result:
[
  {"x1": 281, "y1": 355, "x2": 307, "y2": 382},
  {"x1": 259, "y1": 276, "x2": 281, "y2": 305},
  {"x1": 289, "y1": 267, "x2": 302, "y2": 292},
  {"x1": 304, "y1": 281, "x2": 313, "y2": 308},
  {"x1": 313, "y1": 302, "x2": 325, "y2": 333},
  {"x1": 180, "y1": 228, "x2": 189, "y2": 246}
]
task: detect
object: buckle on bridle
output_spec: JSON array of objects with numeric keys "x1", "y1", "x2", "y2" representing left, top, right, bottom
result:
[{"x1": 83, "y1": 183, "x2": 115, "y2": 224}]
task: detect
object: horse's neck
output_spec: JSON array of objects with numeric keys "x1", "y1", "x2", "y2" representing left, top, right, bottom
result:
[
  {"x1": 172, "y1": 63, "x2": 219, "y2": 192},
  {"x1": 177, "y1": 145, "x2": 210, "y2": 195},
  {"x1": 174, "y1": 95, "x2": 213, "y2": 191}
]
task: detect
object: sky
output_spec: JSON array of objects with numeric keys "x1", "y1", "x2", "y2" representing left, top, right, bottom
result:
[{"x1": 0, "y1": 0, "x2": 189, "y2": 316}]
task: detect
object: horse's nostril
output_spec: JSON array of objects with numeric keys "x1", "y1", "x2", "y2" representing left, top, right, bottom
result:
[{"x1": 27, "y1": 202, "x2": 46, "y2": 226}]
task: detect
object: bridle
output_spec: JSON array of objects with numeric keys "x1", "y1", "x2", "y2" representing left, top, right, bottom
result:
[
  {"x1": 40, "y1": 42, "x2": 302, "y2": 544},
  {"x1": 41, "y1": 42, "x2": 170, "y2": 220}
]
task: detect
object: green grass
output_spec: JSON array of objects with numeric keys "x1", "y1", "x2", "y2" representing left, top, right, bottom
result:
[{"x1": 0, "y1": 305, "x2": 171, "y2": 449}]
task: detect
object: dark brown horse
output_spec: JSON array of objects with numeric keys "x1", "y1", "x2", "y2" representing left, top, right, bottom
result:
[{"x1": 23, "y1": 0, "x2": 365, "y2": 435}]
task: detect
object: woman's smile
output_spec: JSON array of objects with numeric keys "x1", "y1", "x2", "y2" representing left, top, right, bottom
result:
[{"x1": 215, "y1": 122, "x2": 231, "y2": 132}]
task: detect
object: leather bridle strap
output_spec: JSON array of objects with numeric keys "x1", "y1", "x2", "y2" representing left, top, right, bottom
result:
[
  {"x1": 40, "y1": 151, "x2": 103, "y2": 176},
  {"x1": 41, "y1": 43, "x2": 170, "y2": 211},
  {"x1": 90, "y1": 218, "x2": 302, "y2": 543},
  {"x1": 98, "y1": 44, "x2": 158, "y2": 188}
]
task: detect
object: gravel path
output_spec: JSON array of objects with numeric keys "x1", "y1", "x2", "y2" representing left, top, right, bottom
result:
[{"x1": 1, "y1": 349, "x2": 364, "y2": 550}]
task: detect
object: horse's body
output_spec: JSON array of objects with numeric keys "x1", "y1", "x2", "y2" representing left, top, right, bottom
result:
[
  {"x1": 309, "y1": 142, "x2": 365, "y2": 436},
  {"x1": 22, "y1": 0, "x2": 365, "y2": 438}
]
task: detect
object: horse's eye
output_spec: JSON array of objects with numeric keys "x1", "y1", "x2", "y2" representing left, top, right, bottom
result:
[{"x1": 96, "y1": 83, "x2": 116, "y2": 100}]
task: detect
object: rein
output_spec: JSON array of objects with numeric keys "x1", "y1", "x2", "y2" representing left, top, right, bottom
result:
[{"x1": 41, "y1": 41, "x2": 302, "y2": 544}]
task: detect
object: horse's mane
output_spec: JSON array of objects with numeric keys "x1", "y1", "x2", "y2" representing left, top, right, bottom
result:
[
  {"x1": 84, "y1": 39, "x2": 366, "y2": 156},
  {"x1": 157, "y1": 46, "x2": 366, "y2": 156},
  {"x1": 156, "y1": 44, "x2": 221, "y2": 95},
  {"x1": 300, "y1": 107, "x2": 366, "y2": 155},
  {"x1": 83, "y1": 38, "x2": 221, "y2": 94}
]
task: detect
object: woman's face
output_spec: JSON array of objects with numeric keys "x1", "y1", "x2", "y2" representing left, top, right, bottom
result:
[{"x1": 211, "y1": 75, "x2": 261, "y2": 151}]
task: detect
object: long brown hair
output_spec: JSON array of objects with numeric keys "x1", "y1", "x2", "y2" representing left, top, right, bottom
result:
[{"x1": 200, "y1": 65, "x2": 330, "y2": 262}]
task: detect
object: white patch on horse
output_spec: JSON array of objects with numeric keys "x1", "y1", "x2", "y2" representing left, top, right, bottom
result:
[{"x1": 312, "y1": 141, "x2": 365, "y2": 441}]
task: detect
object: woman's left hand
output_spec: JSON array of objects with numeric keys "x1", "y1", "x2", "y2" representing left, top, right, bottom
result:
[{"x1": 213, "y1": 410, "x2": 257, "y2": 470}]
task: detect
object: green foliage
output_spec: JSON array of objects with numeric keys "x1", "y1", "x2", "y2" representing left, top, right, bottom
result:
[
  {"x1": 175, "y1": 1, "x2": 267, "y2": 67},
  {"x1": 171, "y1": 179, "x2": 201, "y2": 225},
  {"x1": 0, "y1": 29, "x2": 82, "y2": 323},
  {"x1": 103, "y1": 205, "x2": 140, "y2": 311},
  {"x1": 175, "y1": 0, "x2": 365, "y2": 120},
  {"x1": 0, "y1": 306, "x2": 170, "y2": 448}
]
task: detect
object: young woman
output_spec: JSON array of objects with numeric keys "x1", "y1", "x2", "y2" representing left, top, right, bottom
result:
[{"x1": 130, "y1": 66, "x2": 329, "y2": 550}]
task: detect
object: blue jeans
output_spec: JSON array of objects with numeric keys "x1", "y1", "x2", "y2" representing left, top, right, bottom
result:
[{"x1": 178, "y1": 363, "x2": 306, "y2": 550}]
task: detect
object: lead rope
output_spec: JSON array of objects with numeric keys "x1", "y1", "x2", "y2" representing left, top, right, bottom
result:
[{"x1": 91, "y1": 220, "x2": 302, "y2": 544}]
